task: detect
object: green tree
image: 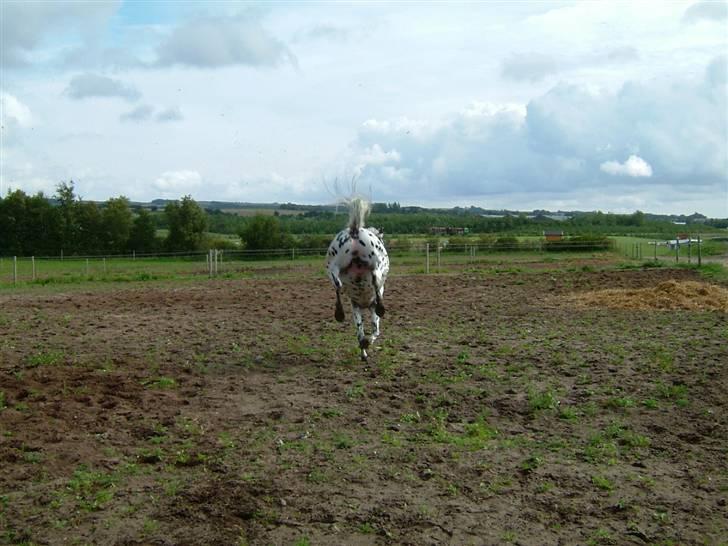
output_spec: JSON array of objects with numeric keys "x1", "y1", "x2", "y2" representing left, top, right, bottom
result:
[
  {"x1": 238, "y1": 214, "x2": 294, "y2": 250},
  {"x1": 56, "y1": 181, "x2": 79, "y2": 254},
  {"x1": 128, "y1": 209, "x2": 159, "y2": 253},
  {"x1": 164, "y1": 196, "x2": 208, "y2": 251},
  {"x1": 0, "y1": 190, "x2": 26, "y2": 255},
  {"x1": 102, "y1": 196, "x2": 133, "y2": 253},
  {"x1": 76, "y1": 201, "x2": 103, "y2": 254},
  {"x1": 23, "y1": 192, "x2": 63, "y2": 255}
]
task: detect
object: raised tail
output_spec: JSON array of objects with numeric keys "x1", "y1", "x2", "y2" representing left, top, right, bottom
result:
[{"x1": 347, "y1": 197, "x2": 370, "y2": 233}]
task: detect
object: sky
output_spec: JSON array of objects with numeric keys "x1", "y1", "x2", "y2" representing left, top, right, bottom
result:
[{"x1": 1, "y1": 1, "x2": 727, "y2": 216}]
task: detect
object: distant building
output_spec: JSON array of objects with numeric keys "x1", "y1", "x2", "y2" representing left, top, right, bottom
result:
[
  {"x1": 543, "y1": 230, "x2": 564, "y2": 241},
  {"x1": 430, "y1": 226, "x2": 469, "y2": 235}
]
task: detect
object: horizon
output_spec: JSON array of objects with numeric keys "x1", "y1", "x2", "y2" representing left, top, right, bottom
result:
[{"x1": 2, "y1": 1, "x2": 727, "y2": 217}]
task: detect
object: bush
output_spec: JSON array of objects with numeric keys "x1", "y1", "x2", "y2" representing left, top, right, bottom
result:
[
  {"x1": 544, "y1": 235, "x2": 612, "y2": 252},
  {"x1": 493, "y1": 236, "x2": 520, "y2": 251},
  {"x1": 295, "y1": 234, "x2": 332, "y2": 250}
]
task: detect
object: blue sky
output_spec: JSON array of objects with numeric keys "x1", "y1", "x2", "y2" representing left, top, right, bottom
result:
[{"x1": 1, "y1": 1, "x2": 727, "y2": 216}]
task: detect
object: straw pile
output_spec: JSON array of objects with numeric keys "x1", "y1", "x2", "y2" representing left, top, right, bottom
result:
[{"x1": 567, "y1": 280, "x2": 728, "y2": 312}]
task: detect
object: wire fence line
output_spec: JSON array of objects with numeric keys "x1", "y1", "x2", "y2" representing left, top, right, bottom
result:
[{"x1": 0, "y1": 238, "x2": 712, "y2": 286}]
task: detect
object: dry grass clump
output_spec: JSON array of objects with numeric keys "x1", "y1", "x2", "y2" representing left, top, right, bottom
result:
[{"x1": 568, "y1": 280, "x2": 728, "y2": 312}]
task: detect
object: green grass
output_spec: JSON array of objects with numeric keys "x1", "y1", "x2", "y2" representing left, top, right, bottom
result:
[{"x1": 26, "y1": 350, "x2": 65, "y2": 367}]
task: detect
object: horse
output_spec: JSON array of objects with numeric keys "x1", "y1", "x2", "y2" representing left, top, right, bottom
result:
[{"x1": 325, "y1": 198, "x2": 390, "y2": 360}]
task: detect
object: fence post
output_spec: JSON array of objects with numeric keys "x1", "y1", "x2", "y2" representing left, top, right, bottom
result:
[
  {"x1": 32, "y1": 256, "x2": 36, "y2": 281},
  {"x1": 133, "y1": 250, "x2": 136, "y2": 261},
  {"x1": 675, "y1": 239, "x2": 679, "y2": 263},
  {"x1": 437, "y1": 244, "x2": 441, "y2": 271},
  {"x1": 13, "y1": 256, "x2": 17, "y2": 285},
  {"x1": 426, "y1": 243, "x2": 430, "y2": 274},
  {"x1": 208, "y1": 250, "x2": 212, "y2": 278},
  {"x1": 698, "y1": 234, "x2": 702, "y2": 267},
  {"x1": 688, "y1": 237, "x2": 692, "y2": 265},
  {"x1": 215, "y1": 249, "x2": 219, "y2": 276},
  {"x1": 654, "y1": 241, "x2": 657, "y2": 262},
  {"x1": 86, "y1": 258, "x2": 90, "y2": 277},
  {"x1": 292, "y1": 248, "x2": 295, "y2": 261}
]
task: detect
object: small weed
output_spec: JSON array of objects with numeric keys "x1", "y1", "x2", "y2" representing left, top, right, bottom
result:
[
  {"x1": 142, "y1": 376, "x2": 177, "y2": 389},
  {"x1": 218, "y1": 432, "x2": 236, "y2": 449},
  {"x1": 67, "y1": 465, "x2": 117, "y2": 511},
  {"x1": 587, "y1": 528, "x2": 614, "y2": 545},
  {"x1": 520, "y1": 455, "x2": 543, "y2": 473},
  {"x1": 142, "y1": 518, "x2": 160, "y2": 535},
  {"x1": 655, "y1": 382, "x2": 688, "y2": 406},
  {"x1": 558, "y1": 406, "x2": 578, "y2": 420},
  {"x1": 138, "y1": 447, "x2": 164, "y2": 464},
  {"x1": 536, "y1": 481, "x2": 555, "y2": 493},
  {"x1": 606, "y1": 397, "x2": 635, "y2": 409},
  {"x1": 27, "y1": 350, "x2": 65, "y2": 367},
  {"x1": 401, "y1": 411, "x2": 421, "y2": 423},
  {"x1": 528, "y1": 387, "x2": 559, "y2": 413},
  {"x1": 306, "y1": 469, "x2": 327, "y2": 484},
  {"x1": 346, "y1": 382, "x2": 365, "y2": 399},
  {"x1": 321, "y1": 407, "x2": 342, "y2": 419},
  {"x1": 333, "y1": 433, "x2": 353, "y2": 449},
  {"x1": 592, "y1": 475, "x2": 615, "y2": 491},
  {"x1": 358, "y1": 522, "x2": 375, "y2": 534}
]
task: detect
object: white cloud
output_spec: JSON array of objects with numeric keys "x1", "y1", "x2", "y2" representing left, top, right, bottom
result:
[
  {"x1": 155, "y1": 15, "x2": 296, "y2": 69},
  {"x1": 706, "y1": 54, "x2": 727, "y2": 87},
  {"x1": 64, "y1": 73, "x2": 141, "y2": 101},
  {"x1": 1, "y1": 92, "x2": 33, "y2": 128},
  {"x1": 501, "y1": 53, "x2": 559, "y2": 82},
  {"x1": 120, "y1": 104, "x2": 153, "y2": 122},
  {"x1": 346, "y1": 60, "x2": 725, "y2": 205},
  {"x1": 1, "y1": 92, "x2": 34, "y2": 146},
  {"x1": 683, "y1": 1, "x2": 728, "y2": 23},
  {"x1": 600, "y1": 155, "x2": 653, "y2": 177},
  {"x1": 152, "y1": 170, "x2": 202, "y2": 196},
  {"x1": 358, "y1": 144, "x2": 400, "y2": 166},
  {"x1": 155, "y1": 107, "x2": 183, "y2": 122},
  {"x1": 0, "y1": 1, "x2": 119, "y2": 67}
]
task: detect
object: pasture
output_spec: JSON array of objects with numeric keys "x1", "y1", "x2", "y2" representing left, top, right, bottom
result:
[{"x1": 0, "y1": 256, "x2": 726, "y2": 545}]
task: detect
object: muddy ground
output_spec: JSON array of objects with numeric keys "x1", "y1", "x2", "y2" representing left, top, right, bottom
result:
[{"x1": 0, "y1": 264, "x2": 726, "y2": 545}]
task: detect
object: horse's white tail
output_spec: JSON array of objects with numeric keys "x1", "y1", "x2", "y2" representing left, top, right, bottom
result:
[{"x1": 348, "y1": 197, "x2": 370, "y2": 232}]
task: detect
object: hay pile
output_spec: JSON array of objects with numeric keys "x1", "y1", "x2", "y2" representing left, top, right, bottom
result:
[{"x1": 568, "y1": 280, "x2": 728, "y2": 312}]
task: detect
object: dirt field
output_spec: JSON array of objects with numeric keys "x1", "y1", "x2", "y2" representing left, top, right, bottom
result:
[{"x1": 1, "y1": 265, "x2": 726, "y2": 545}]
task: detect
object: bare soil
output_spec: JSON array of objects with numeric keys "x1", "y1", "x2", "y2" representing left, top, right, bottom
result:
[{"x1": 1, "y1": 266, "x2": 726, "y2": 545}]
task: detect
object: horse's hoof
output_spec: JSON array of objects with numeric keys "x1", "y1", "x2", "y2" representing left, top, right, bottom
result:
[
  {"x1": 360, "y1": 351, "x2": 368, "y2": 362},
  {"x1": 375, "y1": 303, "x2": 386, "y2": 317},
  {"x1": 359, "y1": 336, "x2": 371, "y2": 350},
  {"x1": 335, "y1": 307, "x2": 345, "y2": 322}
]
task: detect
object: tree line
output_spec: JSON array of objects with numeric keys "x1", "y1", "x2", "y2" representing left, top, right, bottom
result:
[
  {"x1": 2, "y1": 182, "x2": 723, "y2": 257},
  {"x1": 0, "y1": 182, "x2": 208, "y2": 256}
]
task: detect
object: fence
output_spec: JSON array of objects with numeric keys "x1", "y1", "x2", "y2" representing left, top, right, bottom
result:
[
  {"x1": 614, "y1": 235, "x2": 711, "y2": 266},
  {"x1": 2, "y1": 236, "x2": 722, "y2": 286},
  {"x1": 0, "y1": 238, "x2": 621, "y2": 287}
]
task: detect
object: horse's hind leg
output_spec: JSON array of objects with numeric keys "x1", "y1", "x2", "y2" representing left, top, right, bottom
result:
[
  {"x1": 371, "y1": 273, "x2": 385, "y2": 317},
  {"x1": 352, "y1": 304, "x2": 370, "y2": 360},
  {"x1": 334, "y1": 289, "x2": 345, "y2": 322}
]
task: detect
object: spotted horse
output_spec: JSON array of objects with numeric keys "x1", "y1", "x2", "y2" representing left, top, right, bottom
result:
[{"x1": 326, "y1": 197, "x2": 390, "y2": 360}]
